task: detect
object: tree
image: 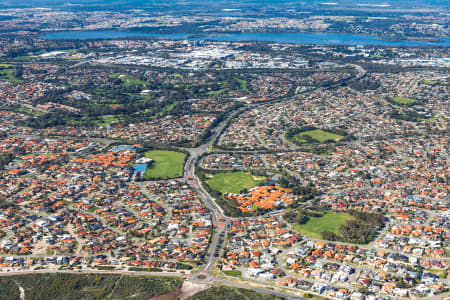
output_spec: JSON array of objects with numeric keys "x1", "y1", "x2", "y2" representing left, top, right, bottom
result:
[{"x1": 321, "y1": 230, "x2": 339, "y2": 241}]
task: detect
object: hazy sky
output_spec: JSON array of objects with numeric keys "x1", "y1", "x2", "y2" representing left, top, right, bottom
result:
[{"x1": 0, "y1": 0, "x2": 448, "y2": 9}]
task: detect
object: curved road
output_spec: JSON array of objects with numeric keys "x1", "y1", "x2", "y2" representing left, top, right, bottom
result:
[
  {"x1": 182, "y1": 63, "x2": 366, "y2": 289},
  {"x1": 2, "y1": 64, "x2": 367, "y2": 300}
]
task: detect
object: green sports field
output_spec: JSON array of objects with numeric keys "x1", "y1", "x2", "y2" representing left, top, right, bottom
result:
[
  {"x1": 294, "y1": 129, "x2": 343, "y2": 143},
  {"x1": 144, "y1": 150, "x2": 186, "y2": 179},
  {"x1": 293, "y1": 212, "x2": 354, "y2": 239},
  {"x1": 392, "y1": 96, "x2": 417, "y2": 105},
  {"x1": 206, "y1": 171, "x2": 266, "y2": 194}
]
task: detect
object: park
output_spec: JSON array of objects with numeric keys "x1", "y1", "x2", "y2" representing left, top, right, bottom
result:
[
  {"x1": 144, "y1": 150, "x2": 186, "y2": 179},
  {"x1": 293, "y1": 129, "x2": 343, "y2": 144},
  {"x1": 206, "y1": 171, "x2": 266, "y2": 194},
  {"x1": 293, "y1": 212, "x2": 354, "y2": 239}
]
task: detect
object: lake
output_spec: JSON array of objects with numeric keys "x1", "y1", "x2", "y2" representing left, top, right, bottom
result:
[{"x1": 43, "y1": 31, "x2": 450, "y2": 46}]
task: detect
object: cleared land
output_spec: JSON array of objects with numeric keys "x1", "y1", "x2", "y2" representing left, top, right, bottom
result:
[
  {"x1": 207, "y1": 171, "x2": 266, "y2": 194},
  {"x1": 144, "y1": 150, "x2": 186, "y2": 179},
  {"x1": 392, "y1": 96, "x2": 417, "y2": 105},
  {"x1": 293, "y1": 212, "x2": 354, "y2": 239},
  {"x1": 294, "y1": 129, "x2": 343, "y2": 143}
]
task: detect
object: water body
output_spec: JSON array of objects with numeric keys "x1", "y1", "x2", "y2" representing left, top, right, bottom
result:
[{"x1": 43, "y1": 31, "x2": 450, "y2": 46}]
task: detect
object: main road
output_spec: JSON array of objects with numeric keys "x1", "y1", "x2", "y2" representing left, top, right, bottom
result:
[
  {"x1": 2, "y1": 63, "x2": 366, "y2": 300},
  {"x1": 183, "y1": 108, "x2": 243, "y2": 275}
]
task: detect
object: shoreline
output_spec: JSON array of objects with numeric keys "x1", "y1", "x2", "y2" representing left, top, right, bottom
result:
[{"x1": 39, "y1": 29, "x2": 450, "y2": 47}]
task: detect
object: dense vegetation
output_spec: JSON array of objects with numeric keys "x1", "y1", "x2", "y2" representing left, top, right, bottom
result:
[
  {"x1": 333, "y1": 210, "x2": 386, "y2": 244},
  {"x1": 0, "y1": 153, "x2": 15, "y2": 169},
  {"x1": 347, "y1": 77, "x2": 380, "y2": 91},
  {"x1": 278, "y1": 175, "x2": 320, "y2": 203},
  {"x1": 0, "y1": 273, "x2": 183, "y2": 300},
  {"x1": 188, "y1": 286, "x2": 284, "y2": 300},
  {"x1": 389, "y1": 109, "x2": 429, "y2": 122}
]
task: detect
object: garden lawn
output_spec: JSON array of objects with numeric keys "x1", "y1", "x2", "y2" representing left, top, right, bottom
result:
[
  {"x1": 294, "y1": 129, "x2": 343, "y2": 143},
  {"x1": 293, "y1": 212, "x2": 354, "y2": 239},
  {"x1": 144, "y1": 150, "x2": 186, "y2": 179},
  {"x1": 207, "y1": 171, "x2": 266, "y2": 194}
]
